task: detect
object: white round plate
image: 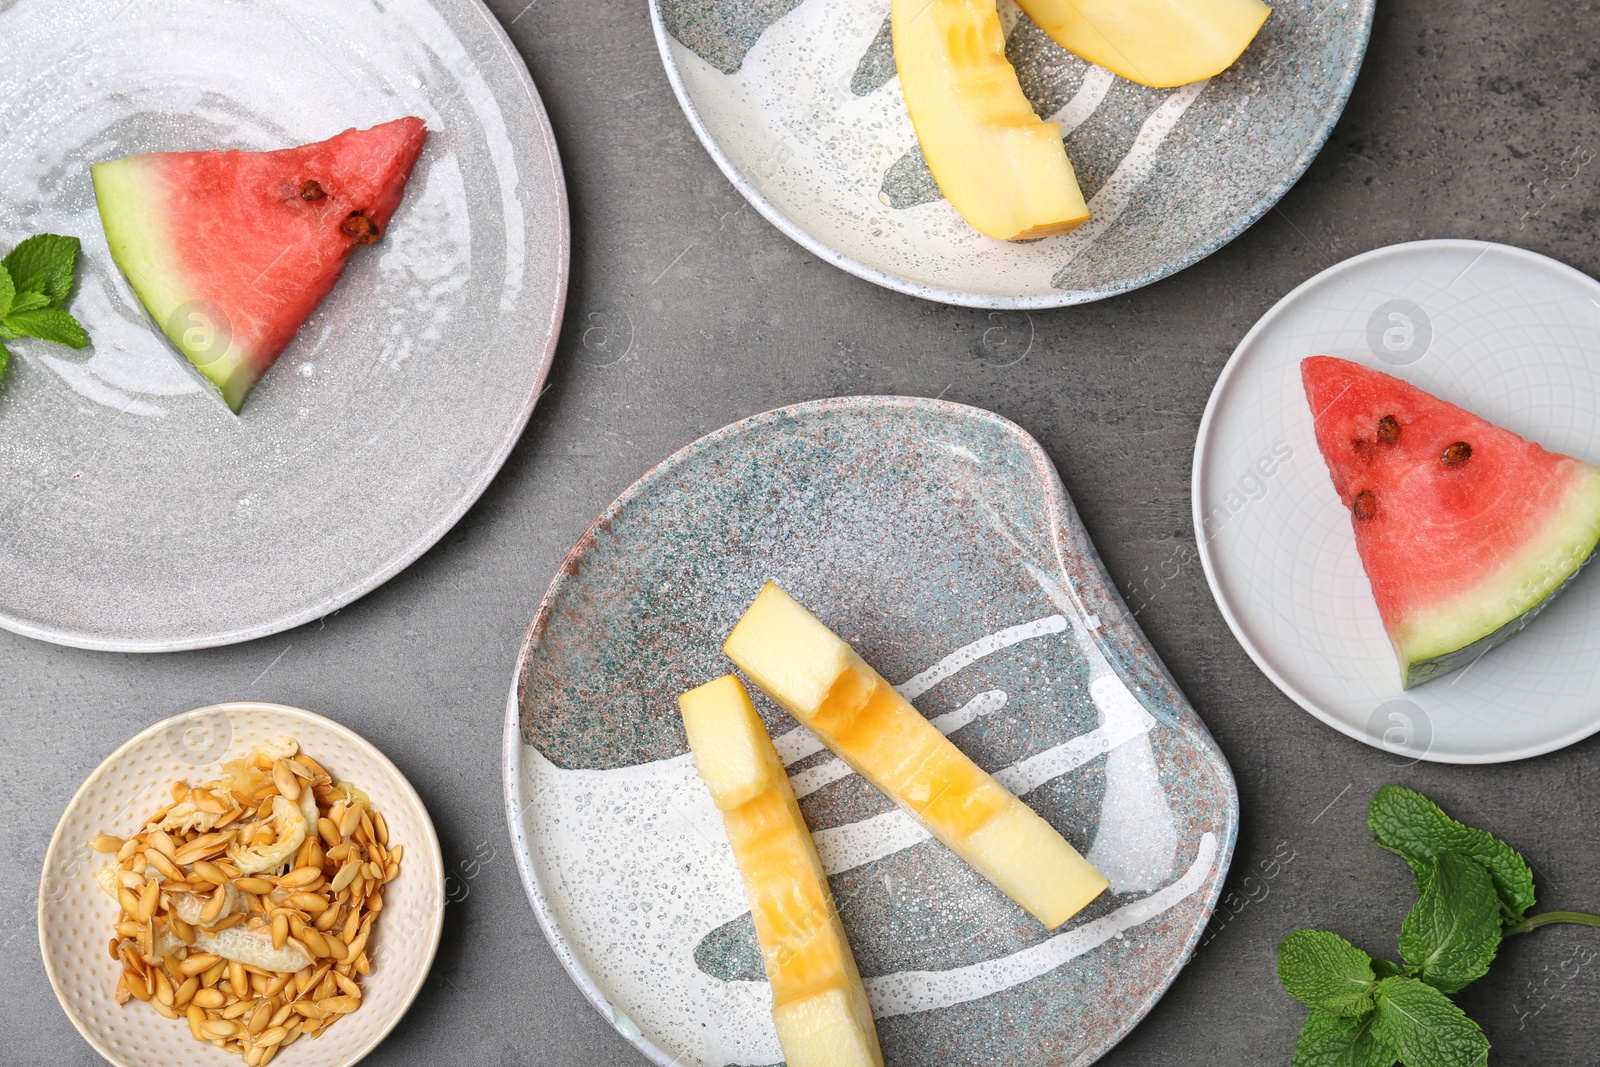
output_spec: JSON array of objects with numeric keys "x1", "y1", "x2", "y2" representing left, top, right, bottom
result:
[
  {"x1": 1194, "y1": 239, "x2": 1600, "y2": 764},
  {"x1": 39, "y1": 702, "x2": 445, "y2": 1067},
  {"x1": 0, "y1": 0, "x2": 567, "y2": 651},
  {"x1": 649, "y1": 0, "x2": 1372, "y2": 308}
]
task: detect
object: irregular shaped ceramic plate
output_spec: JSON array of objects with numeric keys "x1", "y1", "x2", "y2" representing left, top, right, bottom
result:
[
  {"x1": 504, "y1": 396, "x2": 1237, "y2": 1066},
  {"x1": 649, "y1": 0, "x2": 1371, "y2": 308},
  {"x1": 0, "y1": 0, "x2": 567, "y2": 651},
  {"x1": 1194, "y1": 240, "x2": 1600, "y2": 764}
]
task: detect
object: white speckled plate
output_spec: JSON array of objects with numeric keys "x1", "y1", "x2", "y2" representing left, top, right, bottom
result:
[
  {"x1": 0, "y1": 0, "x2": 567, "y2": 651},
  {"x1": 1195, "y1": 240, "x2": 1600, "y2": 764},
  {"x1": 650, "y1": 0, "x2": 1372, "y2": 308},
  {"x1": 505, "y1": 397, "x2": 1237, "y2": 1066},
  {"x1": 39, "y1": 701, "x2": 445, "y2": 1067}
]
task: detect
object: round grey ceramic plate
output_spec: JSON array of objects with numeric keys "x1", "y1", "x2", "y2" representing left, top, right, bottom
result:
[
  {"x1": 1195, "y1": 240, "x2": 1600, "y2": 764},
  {"x1": 0, "y1": 0, "x2": 567, "y2": 651},
  {"x1": 650, "y1": 0, "x2": 1373, "y2": 308},
  {"x1": 505, "y1": 396, "x2": 1238, "y2": 1065}
]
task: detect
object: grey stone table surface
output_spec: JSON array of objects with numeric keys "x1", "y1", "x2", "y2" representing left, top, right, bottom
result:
[{"x1": 6, "y1": 0, "x2": 1600, "y2": 1063}]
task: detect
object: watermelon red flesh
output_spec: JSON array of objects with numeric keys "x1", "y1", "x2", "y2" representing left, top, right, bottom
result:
[
  {"x1": 92, "y1": 118, "x2": 427, "y2": 411},
  {"x1": 1302, "y1": 356, "x2": 1600, "y2": 687}
]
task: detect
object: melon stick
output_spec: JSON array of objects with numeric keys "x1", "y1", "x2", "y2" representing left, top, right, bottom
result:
[
  {"x1": 723, "y1": 583, "x2": 1108, "y2": 929},
  {"x1": 679, "y1": 675, "x2": 884, "y2": 1067}
]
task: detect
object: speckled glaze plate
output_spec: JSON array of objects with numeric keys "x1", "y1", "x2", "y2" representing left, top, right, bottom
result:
[
  {"x1": 0, "y1": 0, "x2": 567, "y2": 651},
  {"x1": 649, "y1": 0, "x2": 1372, "y2": 308},
  {"x1": 504, "y1": 396, "x2": 1238, "y2": 1066},
  {"x1": 1195, "y1": 240, "x2": 1600, "y2": 764}
]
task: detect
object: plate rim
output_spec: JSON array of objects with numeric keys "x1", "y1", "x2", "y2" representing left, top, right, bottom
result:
[
  {"x1": 1191, "y1": 237, "x2": 1600, "y2": 765},
  {"x1": 37, "y1": 700, "x2": 448, "y2": 1067},
  {"x1": 503, "y1": 393, "x2": 1240, "y2": 1066},
  {"x1": 646, "y1": 0, "x2": 1375, "y2": 309},
  {"x1": 0, "y1": 0, "x2": 571, "y2": 654}
]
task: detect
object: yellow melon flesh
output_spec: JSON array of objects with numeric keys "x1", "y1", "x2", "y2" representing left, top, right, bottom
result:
[
  {"x1": 1013, "y1": 0, "x2": 1271, "y2": 88},
  {"x1": 725, "y1": 583, "x2": 1108, "y2": 929},
  {"x1": 679, "y1": 675, "x2": 884, "y2": 1067},
  {"x1": 892, "y1": 0, "x2": 1091, "y2": 240}
]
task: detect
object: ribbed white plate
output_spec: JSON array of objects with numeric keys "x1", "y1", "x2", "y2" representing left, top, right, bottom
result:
[
  {"x1": 40, "y1": 702, "x2": 445, "y2": 1067},
  {"x1": 1194, "y1": 240, "x2": 1600, "y2": 763}
]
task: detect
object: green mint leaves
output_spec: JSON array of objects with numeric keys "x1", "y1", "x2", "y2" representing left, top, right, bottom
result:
[
  {"x1": 1398, "y1": 851, "x2": 1501, "y2": 993},
  {"x1": 1368, "y1": 784, "x2": 1535, "y2": 922},
  {"x1": 1279, "y1": 931, "x2": 1379, "y2": 1017},
  {"x1": 4, "y1": 232, "x2": 81, "y2": 306},
  {"x1": 0, "y1": 233, "x2": 91, "y2": 376},
  {"x1": 1293, "y1": 1010, "x2": 1393, "y2": 1067},
  {"x1": 1281, "y1": 786, "x2": 1600, "y2": 1067},
  {"x1": 1370, "y1": 977, "x2": 1488, "y2": 1067}
]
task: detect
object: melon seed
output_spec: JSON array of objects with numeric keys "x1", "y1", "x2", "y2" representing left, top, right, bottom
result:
[
  {"x1": 1352, "y1": 490, "x2": 1377, "y2": 521},
  {"x1": 341, "y1": 211, "x2": 380, "y2": 245},
  {"x1": 1377, "y1": 415, "x2": 1400, "y2": 444},
  {"x1": 300, "y1": 180, "x2": 327, "y2": 201},
  {"x1": 1441, "y1": 441, "x2": 1472, "y2": 467}
]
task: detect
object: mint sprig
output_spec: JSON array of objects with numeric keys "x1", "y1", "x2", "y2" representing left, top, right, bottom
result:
[
  {"x1": 1368, "y1": 783, "x2": 1535, "y2": 922},
  {"x1": 0, "y1": 233, "x2": 90, "y2": 376},
  {"x1": 1281, "y1": 786, "x2": 1600, "y2": 1066}
]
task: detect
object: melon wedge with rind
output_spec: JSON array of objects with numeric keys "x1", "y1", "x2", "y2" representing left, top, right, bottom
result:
[
  {"x1": 92, "y1": 118, "x2": 427, "y2": 412},
  {"x1": 724, "y1": 582, "x2": 1108, "y2": 929},
  {"x1": 1302, "y1": 356, "x2": 1600, "y2": 688},
  {"x1": 892, "y1": 0, "x2": 1090, "y2": 241},
  {"x1": 679, "y1": 675, "x2": 884, "y2": 1067},
  {"x1": 1012, "y1": 0, "x2": 1272, "y2": 88}
]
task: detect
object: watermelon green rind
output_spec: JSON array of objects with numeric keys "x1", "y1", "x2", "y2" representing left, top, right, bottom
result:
[
  {"x1": 92, "y1": 157, "x2": 255, "y2": 410},
  {"x1": 1397, "y1": 467, "x2": 1600, "y2": 685}
]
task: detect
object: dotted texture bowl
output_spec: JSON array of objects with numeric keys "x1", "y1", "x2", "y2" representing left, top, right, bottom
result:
[
  {"x1": 1194, "y1": 240, "x2": 1600, "y2": 764},
  {"x1": 39, "y1": 703, "x2": 445, "y2": 1067},
  {"x1": 650, "y1": 0, "x2": 1372, "y2": 307},
  {"x1": 505, "y1": 396, "x2": 1239, "y2": 1066},
  {"x1": 0, "y1": 0, "x2": 568, "y2": 652}
]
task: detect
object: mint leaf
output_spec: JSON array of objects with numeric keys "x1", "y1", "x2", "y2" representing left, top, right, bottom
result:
[
  {"x1": 0, "y1": 261, "x2": 13, "y2": 318},
  {"x1": 2, "y1": 233, "x2": 79, "y2": 307},
  {"x1": 1294, "y1": 1010, "x2": 1397, "y2": 1067},
  {"x1": 1399, "y1": 851, "x2": 1502, "y2": 994},
  {"x1": 7, "y1": 290, "x2": 50, "y2": 315},
  {"x1": 1371, "y1": 958, "x2": 1402, "y2": 980},
  {"x1": 1370, "y1": 976, "x2": 1488, "y2": 1067},
  {"x1": 0, "y1": 340, "x2": 8, "y2": 378},
  {"x1": 1279, "y1": 930, "x2": 1379, "y2": 1017},
  {"x1": 1368, "y1": 785, "x2": 1535, "y2": 921},
  {"x1": 4, "y1": 308, "x2": 88, "y2": 349}
]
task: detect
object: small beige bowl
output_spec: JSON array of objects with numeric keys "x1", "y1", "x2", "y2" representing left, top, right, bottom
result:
[{"x1": 39, "y1": 702, "x2": 445, "y2": 1067}]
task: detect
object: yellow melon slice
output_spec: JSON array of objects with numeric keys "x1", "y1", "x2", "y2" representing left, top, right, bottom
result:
[
  {"x1": 892, "y1": 0, "x2": 1091, "y2": 240},
  {"x1": 679, "y1": 675, "x2": 884, "y2": 1067},
  {"x1": 724, "y1": 583, "x2": 1108, "y2": 929},
  {"x1": 1013, "y1": 0, "x2": 1271, "y2": 88}
]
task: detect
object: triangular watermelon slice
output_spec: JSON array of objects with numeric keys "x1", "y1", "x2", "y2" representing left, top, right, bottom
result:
[
  {"x1": 1303, "y1": 355, "x2": 1600, "y2": 688},
  {"x1": 92, "y1": 118, "x2": 427, "y2": 412}
]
